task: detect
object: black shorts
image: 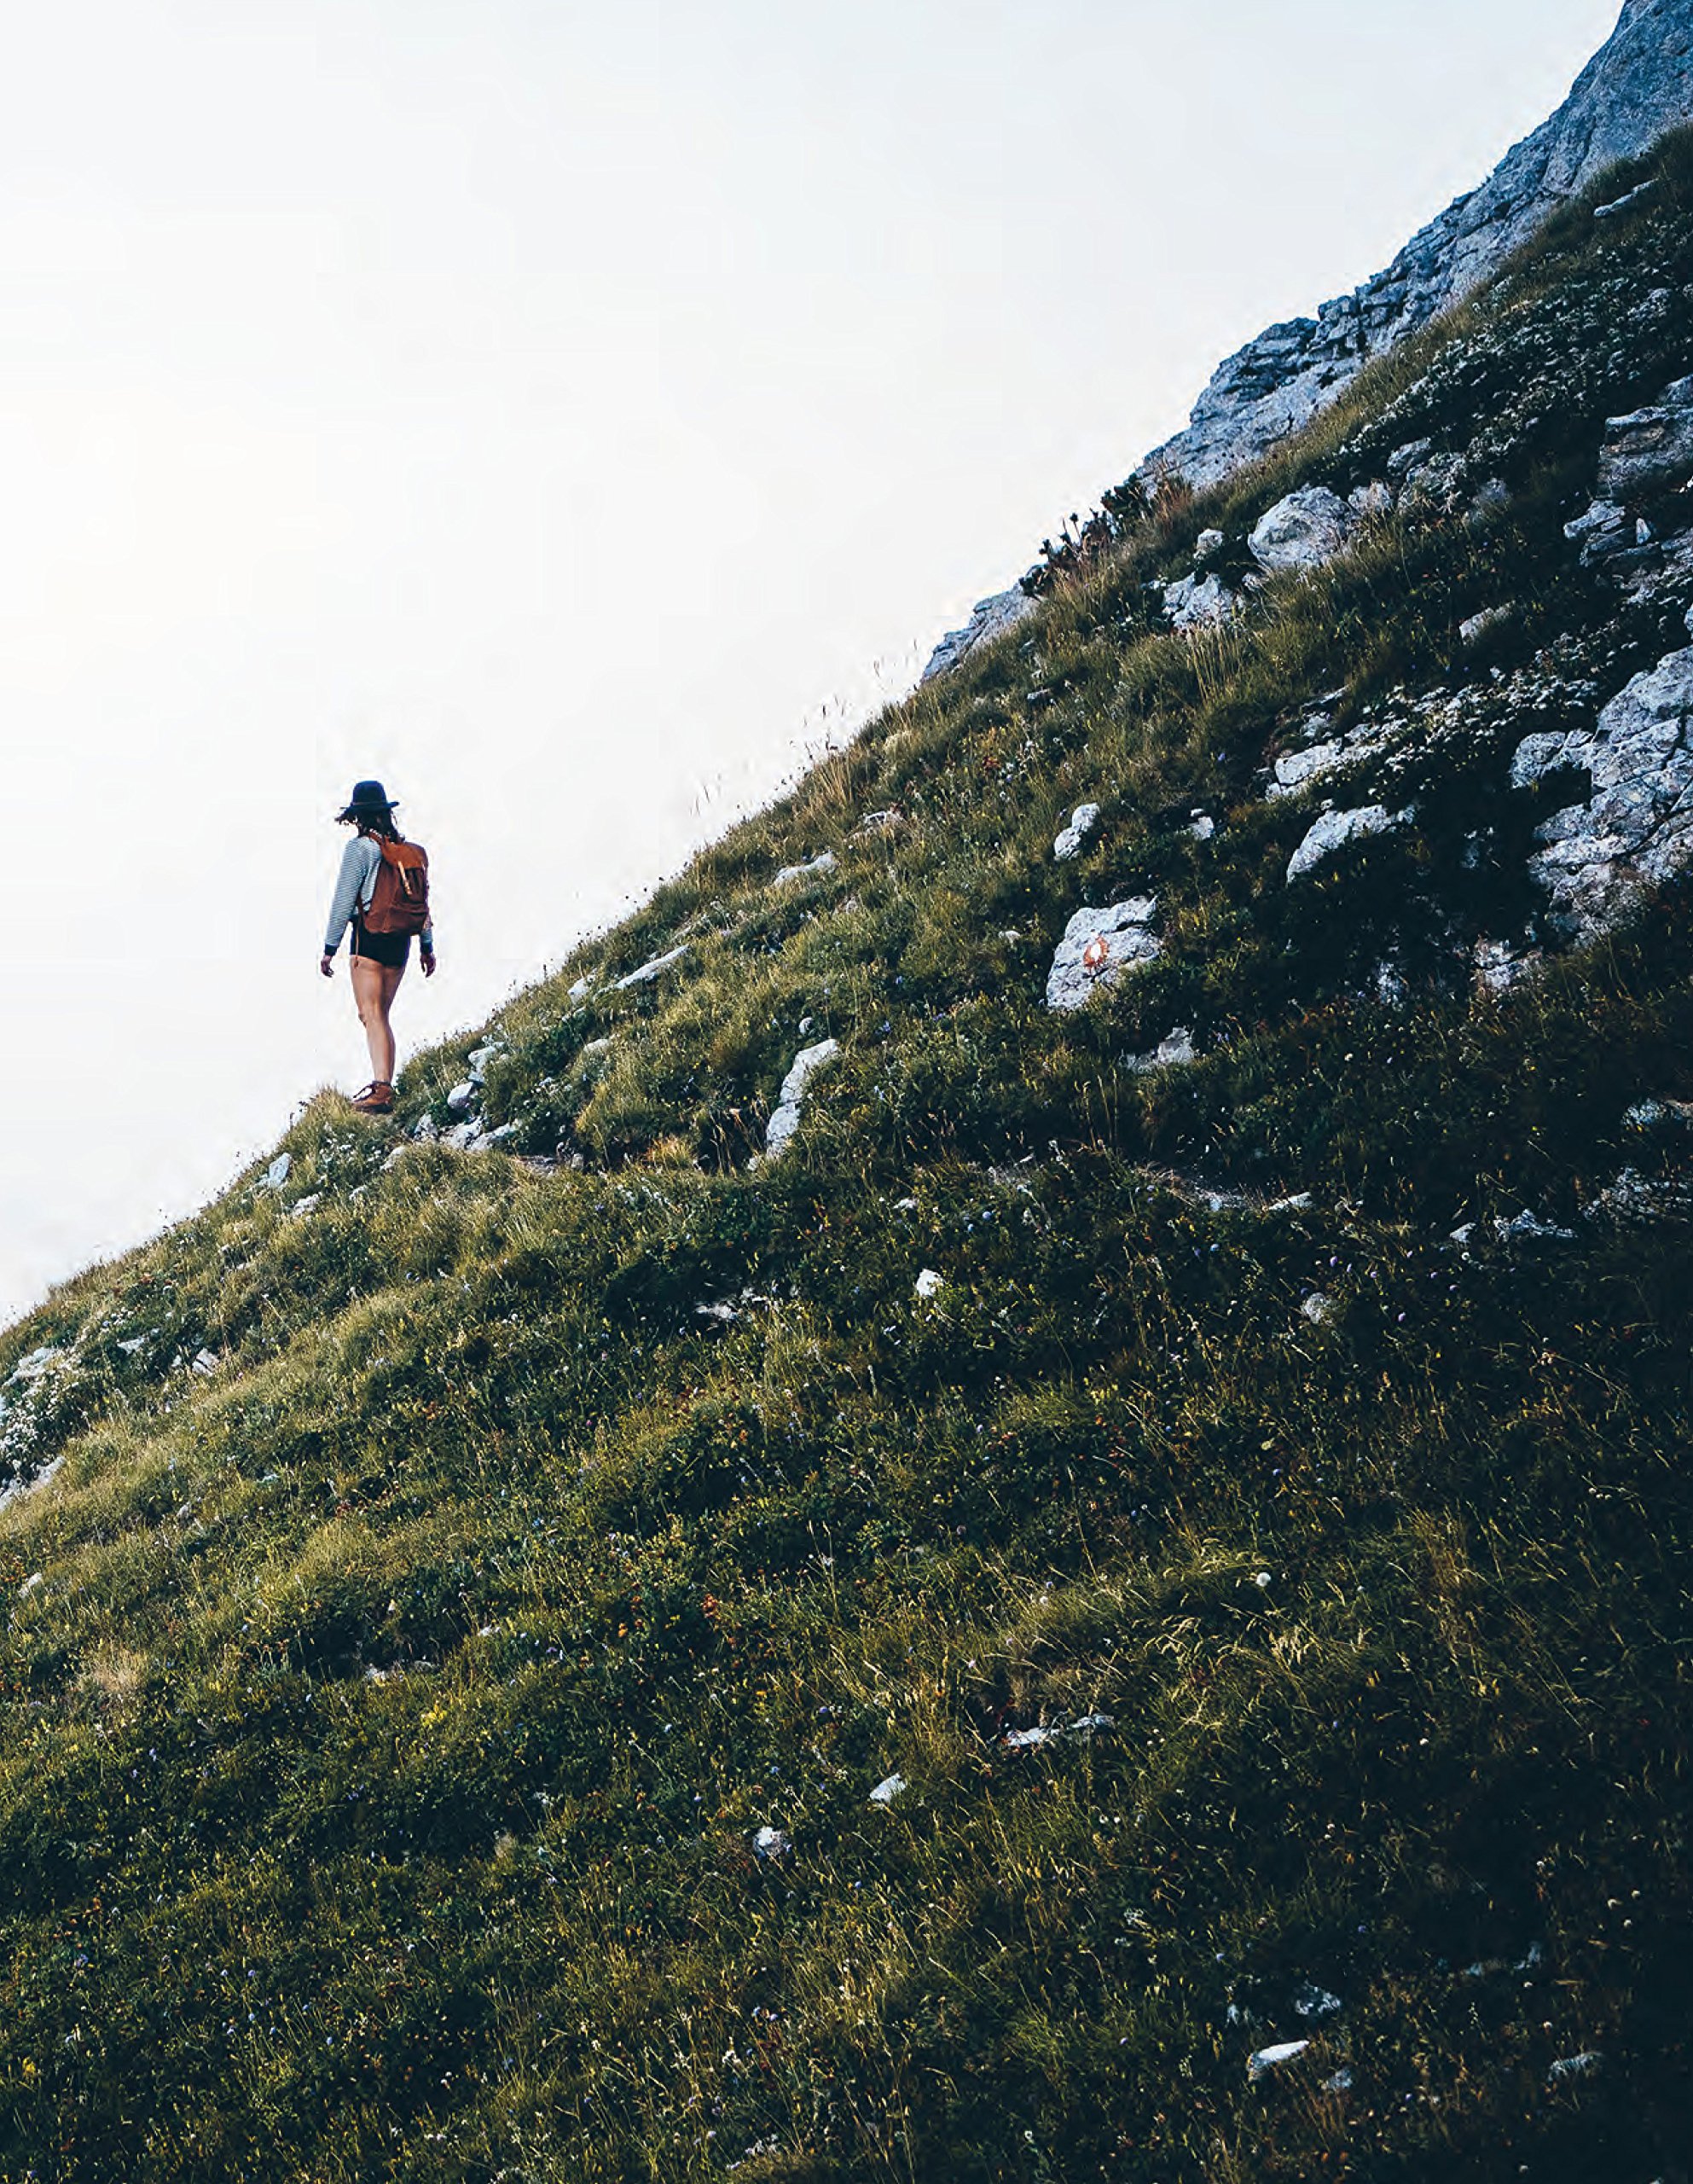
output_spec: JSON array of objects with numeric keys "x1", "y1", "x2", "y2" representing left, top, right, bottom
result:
[{"x1": 351, "y1": 923, "x2": 411, "y2": 970}]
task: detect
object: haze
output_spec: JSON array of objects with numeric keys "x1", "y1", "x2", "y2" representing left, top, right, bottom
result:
[{"x1": 0, "y1": 0, "x2": 1623, "y2": 1324}]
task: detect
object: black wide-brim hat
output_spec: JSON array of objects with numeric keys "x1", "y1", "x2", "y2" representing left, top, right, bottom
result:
[{"x1": 337, "y1": 779, "x2": 398, "y2": 822}]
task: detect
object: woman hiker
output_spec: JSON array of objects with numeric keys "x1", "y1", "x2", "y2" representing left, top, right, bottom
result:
[{"x1": 321, "y1": 780, "x2": 435, "y2": 1115}]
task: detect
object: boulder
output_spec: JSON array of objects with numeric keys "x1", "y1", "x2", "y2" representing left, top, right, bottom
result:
[
  {"x1": 1249, "y1": 488, "x2": 1354, "y2": 575},
  {"x1": 1519, "y1": 645, "x2": 1693, "y2": 938},
  {"x1": 1162, "y1": 572, "x2": 1237, "y2": 630},
  {"x1": 1053, "y1": 804, "x2": 1102, "y2": 862},
  {"x1": 1045, "y1": 899, "x2": 1161, "y2": 1011},
  {"x1": 1597, "y1": 375, "x2": 1693, "y2": 498},
  {"x1": 1460, "y1": 606, "x2": 1516, "y2": 647},
  {"x1": 1564, "y1": 499, "x2": 1634, "y2": 564},
  {"x1": 1286, "y1": 804, "x2": 1404, "y2": 883}
]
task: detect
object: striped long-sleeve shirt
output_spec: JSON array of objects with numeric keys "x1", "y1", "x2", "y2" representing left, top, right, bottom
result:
[{"x1": 323, "y1": 836, "x2": 434, "y2": 956}]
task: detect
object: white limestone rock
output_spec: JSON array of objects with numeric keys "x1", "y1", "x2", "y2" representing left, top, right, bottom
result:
[
  {"x1": 1586, "y1": 1165, "x2": 1693, "y2": 1223},
  {"x1": 1475, "y1": 940, "x2": 1543, "y2": 993},
  {"x1": 613, "y1": 944, "x2": 688, "y2": 991},
  {"x1": 1565, "y1": 498, "x2": 1635, "y2": 565},
  {"x1": 1249, "y1": 488, "x2": 1354, "y2": 575},
  {"x1": 1461, "y1": 606, "x2": 1516, "y2": 648},
  {"x1": 774, "y1": 851, "x2": 837, "y2": 887},
  {"x1": 1270, "y1": 739, "x2": 1349, "y2": 800},
  {"x1": 1598, "y1": 375, "x2": 1693, "y2": 498},
  {"x1": 765, "y1": 1038, "x2": 842, "y2": 1159},
  {"x1": 778, "y1": 1038, "x2": 841, "y2": 1110},
  {"x1": 1128, "y1": 1028, "x2": 1197, "y2": 1075},
  {"x1": 1045, "y1": 900, "x2": 1162, "y2": 1012},
  {"x1": 1495, "y1": 1208, "x2": 1577, "y2": 1245},
  {"x1": 0, "y1": 1456, "x2": 63, "y2": 1516},
  {"x1": 1286, "y1": 804, "x2": 1404, "y2": 883},
  {"x1": 1053, "y1": 804, "x2": 1102, "y2": 862},
  {"x1": 1248, "y1": 2041, "x2": 1312, "y2": 2083},
  {"x1": 1594, "y1": 177, "x2": 1659, "y2": 218},
  {"x1": 1517, "y1": 646, "x2": 1693, "y2": 938},
  {"x1": 1162, "y1": 572, "x2": 1238, "y2": 630},
  {"x1": 921, "y1": 587, "x2": 1039, "y2": 683}
]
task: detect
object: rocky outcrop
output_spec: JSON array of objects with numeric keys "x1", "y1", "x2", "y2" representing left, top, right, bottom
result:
[
  {"x1": 1249, "y1": 486, "x2": 1356, "y2": 573},
  {"x1": 1142, "y1": 2, "x2": 1693, "y2": 491},
  {"x1": 921, "y1": 586, "x2": 1039, "y2": 682},
  {"x1": 920, "y1": 7, "x2": 1693, "y2": 686},
  {"x1": 1161, "y1": 571, "x2": 1238, "y2": 631},
  {"x1": 1045, "y1": 900, "x2": 1161, "y2": 1010},
  {"x1": 1286, "y1": 804, "x2": 1406, "y2": 884},
  {"x1": 1513, "y1": 644, "x2": 1693, "y2": 938},
  {"x1": 1599, "y1": 373, "x2": 1693, "y2": 495}
]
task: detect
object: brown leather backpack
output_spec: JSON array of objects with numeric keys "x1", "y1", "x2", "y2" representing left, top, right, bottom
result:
[{"x1": 361, "y1": 837, "x2": 431, "y2": 936}]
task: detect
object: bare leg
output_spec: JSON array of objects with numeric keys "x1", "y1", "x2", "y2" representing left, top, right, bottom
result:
[{"x1": 351, "y1": 955, "x2": 406, "y2": 1085}]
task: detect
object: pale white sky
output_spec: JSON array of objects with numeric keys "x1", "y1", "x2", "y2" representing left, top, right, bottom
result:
[{"x1": 0, "y1": 0, "x2": 1624, "y2": 1324}]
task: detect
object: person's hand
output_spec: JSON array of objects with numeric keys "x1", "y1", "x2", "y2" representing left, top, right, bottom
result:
[
  {"x1": 320, "y1": 951, "x2": 335, "y2": 979},
  {"x1": 420, "y1": 946, "x2": 438, "y2": 979}
]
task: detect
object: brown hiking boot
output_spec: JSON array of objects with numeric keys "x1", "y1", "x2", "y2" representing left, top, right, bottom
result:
[{"x1": 351, "y1": 1082, "x2": 395, "y2": 1115}]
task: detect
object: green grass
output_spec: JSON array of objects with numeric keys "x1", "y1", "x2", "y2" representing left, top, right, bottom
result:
[{"x1": 3, "y1": 130, "x2": 1693, "y2": 2184}]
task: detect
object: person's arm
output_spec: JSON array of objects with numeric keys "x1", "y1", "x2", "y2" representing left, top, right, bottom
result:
[{"x1": 321, "y1": 839, "x2": 376, "y2": 970}]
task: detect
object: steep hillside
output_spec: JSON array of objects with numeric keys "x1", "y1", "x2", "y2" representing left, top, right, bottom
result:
[{"x1": 4, "y1": 128, "x2": 1693, "y2": 2184}]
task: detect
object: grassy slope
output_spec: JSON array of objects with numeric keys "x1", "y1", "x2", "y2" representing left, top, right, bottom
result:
[{"x1": 3, "y1": 136, "x2": 1693, "y2": 2184}]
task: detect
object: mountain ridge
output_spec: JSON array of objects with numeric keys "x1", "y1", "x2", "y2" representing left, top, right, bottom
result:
[{"x1": 925, "y1": 0, "x2": 1693, "y2": 683}]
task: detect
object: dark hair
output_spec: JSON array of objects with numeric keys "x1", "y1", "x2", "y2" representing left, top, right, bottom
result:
[{"x1": 338, "y1": 810, "x2": 404, "y2": 842}]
